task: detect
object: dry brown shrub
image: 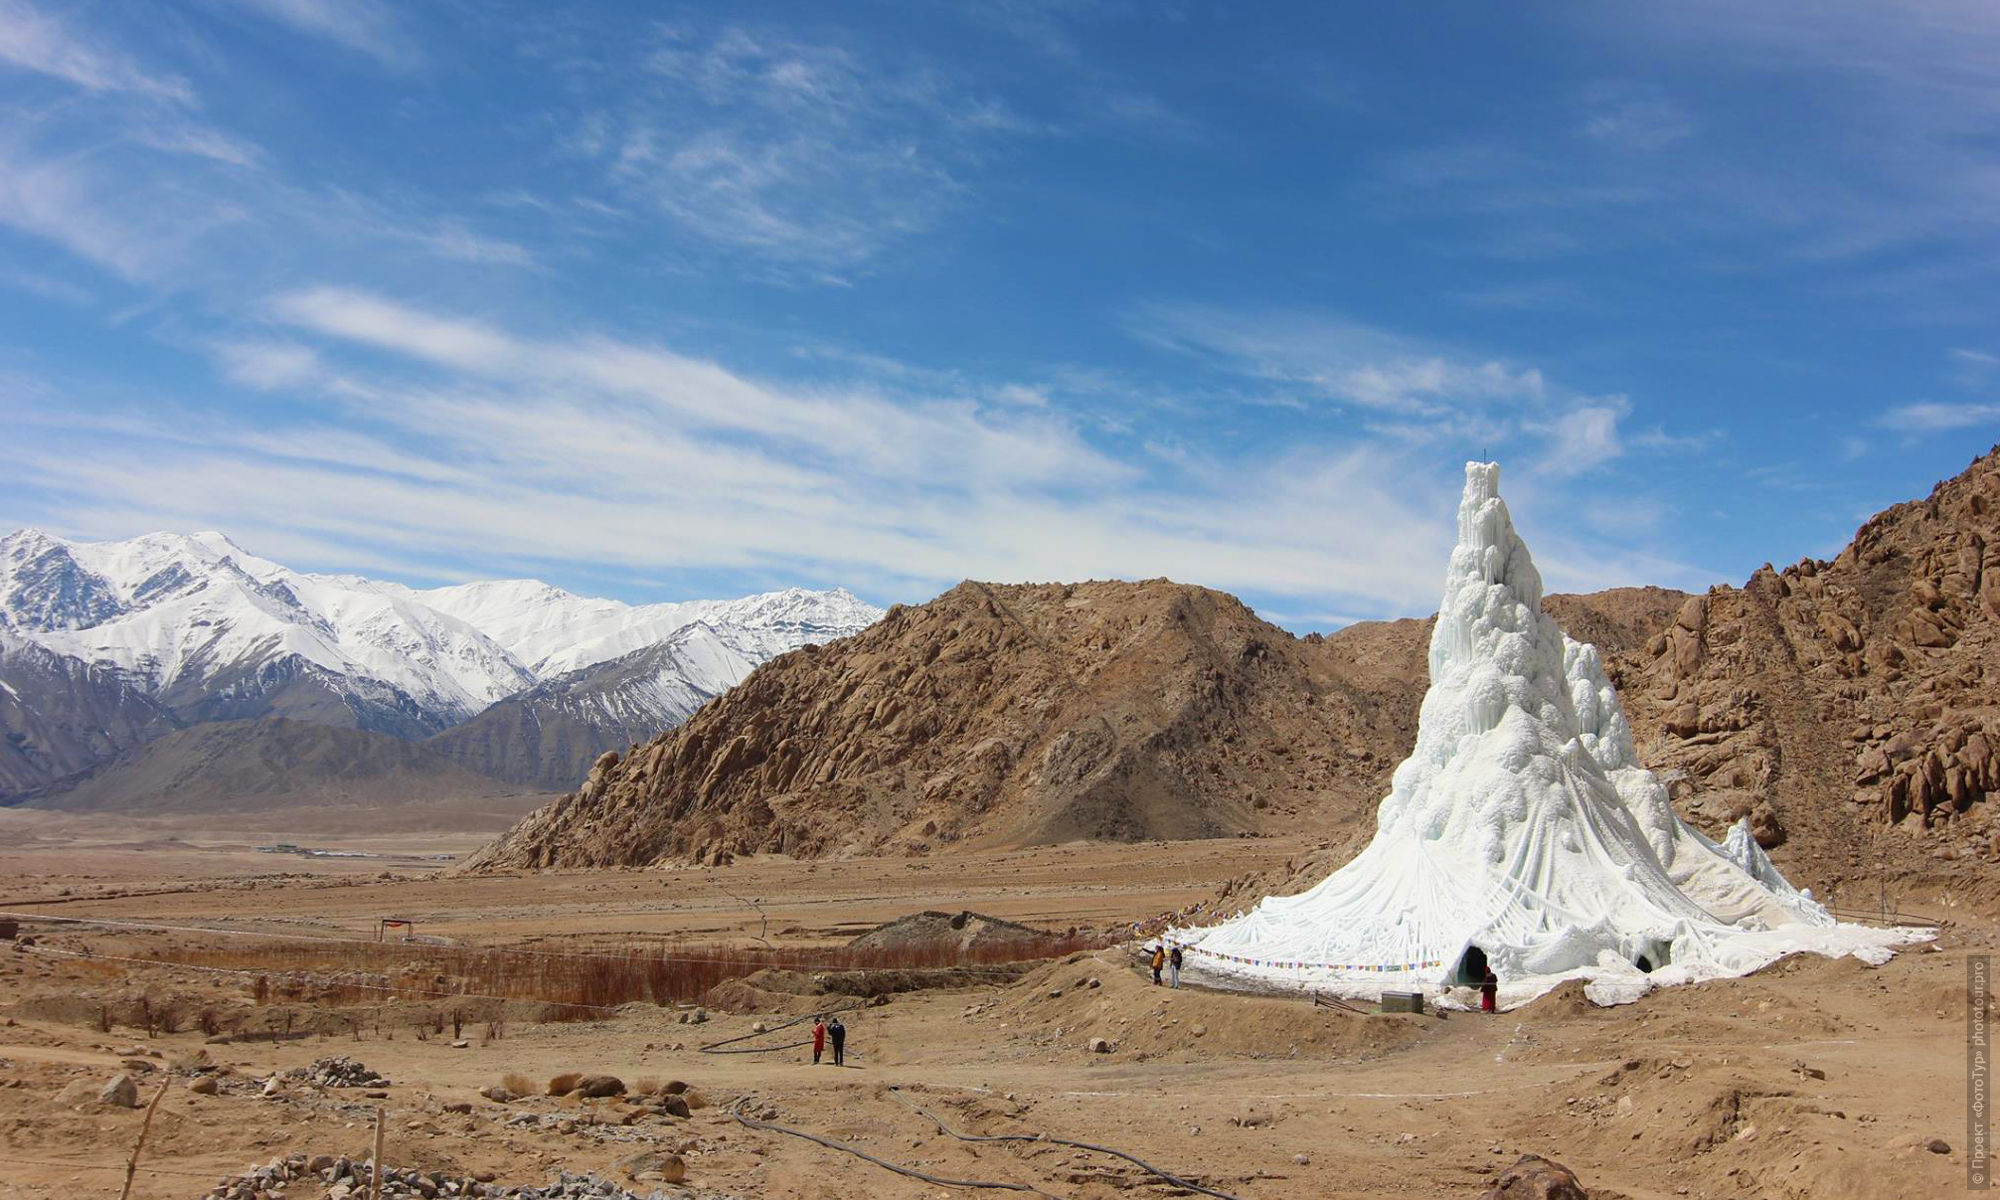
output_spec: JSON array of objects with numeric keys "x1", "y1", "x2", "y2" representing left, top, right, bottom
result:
[
  {"x1": 632, "y1": 1076, "x2": 662, "y2": 1096},
  {"x1": 547, "y1": 1071, "x2": 583, "y2": 1096},
  {"x1": 501, "y1": 1072, "x2": 533, "y2": 1096}
]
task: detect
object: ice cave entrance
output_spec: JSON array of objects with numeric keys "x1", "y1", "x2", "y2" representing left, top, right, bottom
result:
[{"x1": 1450, "y1": 944, "x2": 1489, "y2": 987}]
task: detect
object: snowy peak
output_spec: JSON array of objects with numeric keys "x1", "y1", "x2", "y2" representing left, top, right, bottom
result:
[
  {"x1": 0, "y1": 527, "x2": 883, "y2": 782},
  {"x1": 1, "y1": 529, "x2": 123, "y2": 632},
  {"x1": 414, "y1": 579, "x2": 880, "y2": 679}
]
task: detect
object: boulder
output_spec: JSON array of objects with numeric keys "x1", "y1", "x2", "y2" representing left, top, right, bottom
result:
[
  {"x1": 55, "y1": 1080, "x2": 96, "y2": 1107},
  {"x1": 99, "y1": 1074, "x2": 140, "y2": 1108},
  {"x1": 187, "y1": 1076, "x2": 220, "y2": 1096},
  {"x1": 1819, "y1": 611, "x2": 1863, "y2": 653},
  {"x1": 1480, "y1": 1153, "x2": 1589, "y2": 1200},
  {"x1": 619, "y1": 1150, "x2": 687, "y2": 1184},
  {"x1": 574, "y1": 1075, "x2": 625, "y2": 1099}
]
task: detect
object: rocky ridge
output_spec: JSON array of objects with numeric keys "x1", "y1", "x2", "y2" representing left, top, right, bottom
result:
[
  {"x1": 1592, "y1": 444, "x2": 2000, "y2": 893},
  {"x1": 464, "y1": 580, "x2": 1428, "y2": 870},
  {"x1": 0, "y1": 629, "x2": 180, "y2": 796}
]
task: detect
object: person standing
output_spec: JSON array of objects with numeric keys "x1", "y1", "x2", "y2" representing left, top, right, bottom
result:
[
  {"x1": 1480, "y1": 967, "x2": 1498, "y2": 1014},
  {"x1": 1150, "y1": 944, "x2": 1165, "y2": 985},
  {"x1": 828, "y1": 1015, "x2": 847, "y2": 1066},
  {"x1": 1168, "y1": 944, "x2": 1184, "y2": 988},
  {"x1": 811, "y1": 1015, "x2": 827, "y2": 1064}
]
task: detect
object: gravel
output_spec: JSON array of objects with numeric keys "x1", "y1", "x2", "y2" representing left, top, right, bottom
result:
[
  {"x1": 288, "y1": 1056, "x2": 391, "y2": 1088},
  {"x1": 203, "y1": 1158, "x2": 747, "y2": 1200}
]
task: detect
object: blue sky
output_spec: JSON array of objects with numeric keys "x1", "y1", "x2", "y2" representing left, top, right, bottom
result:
[{"x1": 1, "y1": 1, "x2": 1997, "y2": 628}]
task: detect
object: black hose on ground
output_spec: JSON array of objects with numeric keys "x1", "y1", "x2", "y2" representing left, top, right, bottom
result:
[
  {"x1": 728, "y1": 1097, "x2": 1062, "y2": 1196},
  {"x1": 887, "y1": 1086, "x2": 1250, "y2": 1200}
]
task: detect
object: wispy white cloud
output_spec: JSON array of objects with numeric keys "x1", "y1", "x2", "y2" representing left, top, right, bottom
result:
[
  {"x1": 127, "y1": 117, "x2": 261, "y2": 167},
  {"x1": 213, "y1": 340, "x2": 321, "y2": 390},
  {"x1": 0, "y1": 0, "x2": 191, "y2": 101},
  {"x1": 1131, "y1": 303, "x2": 1556, "y2": 418},
  {"x1": 1533, "y1": 400, "x2": 1625, "y2": 476},
  {"x1": 558, "y1": 22, "x2": 1038, "y2": 273},
  {"x1": 1877, "y1": 401, "x2": 2000, "y2": 432},
  {"x1": 1949, "y1": 347, "x2": 2000, "y2": 388},
  {"x1": 1580, "y1": 85, "x2": 1694, "y2": 151},
  {"x1": 217, "y1": 0, "x2": 416, "y2": 69},
  {"x1": 0, "y1": 265, "x2": 92, "y2": 305},
  {"x1": 0, "y1": 139, "x2": 244, "y2": 280},
  {"x1": 274, "y1": 288, "x2": 514, "y2": 371}
]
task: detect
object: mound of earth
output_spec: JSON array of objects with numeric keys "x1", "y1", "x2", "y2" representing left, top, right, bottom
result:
[
  {"x1": 703, "y1": 964, "x2": 1035, "y2": 1014},
  {"x1": 846, "y1": 910, "x2": 1066, "y2": 957},
  {"x1": 985, "y1": 951, "x2": 1429, "y2": 1063}
]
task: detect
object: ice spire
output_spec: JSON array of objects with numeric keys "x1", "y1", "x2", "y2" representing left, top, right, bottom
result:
[{"x1": 1175, "y1": 461, "x2": 1917, "y2": 1007}]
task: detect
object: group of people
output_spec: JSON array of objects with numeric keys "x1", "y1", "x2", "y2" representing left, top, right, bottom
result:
[
  {"x1": 1148, "y1": 942, "x2": 1184, "y2": 987},
  {"x1": 810, "y1": 1014, "x2": 847, "y2": 1065}
]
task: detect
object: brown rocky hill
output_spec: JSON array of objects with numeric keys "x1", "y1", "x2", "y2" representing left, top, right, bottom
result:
[
  {"x1": 463, "y1": 580, "x2": 1429, "y2": 870},
  {"x1": 1585, "y1": 444, "x2": 2000, "y2": 903}
]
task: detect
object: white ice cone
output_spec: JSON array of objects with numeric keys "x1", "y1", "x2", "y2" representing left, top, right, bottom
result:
[{"x1": 1175, "y1": 462, "x2": 1927, "y2": 1007}]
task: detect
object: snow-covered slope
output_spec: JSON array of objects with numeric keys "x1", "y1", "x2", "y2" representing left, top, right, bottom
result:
[
  {"x1": 0, "y1": 629, "x2": 179, "y2": 798},
  {"x1": 410, "y1": 580, "x2": 881, "y2": 677},
  {"x1": 0, "y1": 528, "x2": 882, "y2": 796},
  {"x1": 428, "y1": 621, "x2": 771, "y2": 790},
  {"x1": 1176, "y1": 462, "x2": 1927, "y2": 1007},
  {"x1": 0, "y1": 529, "x2": 531, "y2": 734}
]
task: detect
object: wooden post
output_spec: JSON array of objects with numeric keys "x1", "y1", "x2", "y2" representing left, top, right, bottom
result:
[
  {"x1": 118, "y1": 1081, "x2": 170, "y2": 1200},
  {"x1": 370, "y1": 1107, "x2": 386, "y2": 1200}
]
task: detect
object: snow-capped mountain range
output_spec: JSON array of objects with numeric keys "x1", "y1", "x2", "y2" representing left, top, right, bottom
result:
[{"x1": 0, "y1": 528, "x2": 881, "y2": 800}]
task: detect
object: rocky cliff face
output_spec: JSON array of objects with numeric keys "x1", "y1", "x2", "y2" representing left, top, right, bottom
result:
[
  {"x1": 0, "y1": 633, "x2": 179, "y2": 799},
  {"x1": 427, "y1": 625, "x2": 765, "y2": 791},
  {"x1": 1591, "y1": 445, "x2": 2000, "y2": 893},
  {"x1": 464, "y1": 579, "x2": 1428, "y2": 870}
]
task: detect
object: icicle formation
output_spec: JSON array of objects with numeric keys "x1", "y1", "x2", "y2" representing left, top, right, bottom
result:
[{"x1": 1176, "y1": 462, "x2": 1925, "y2": 1007}]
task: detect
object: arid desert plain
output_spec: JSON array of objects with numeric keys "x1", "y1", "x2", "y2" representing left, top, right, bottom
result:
[{"x1": 0, "y1": 810, "x2": 1975, "y2": 1200}]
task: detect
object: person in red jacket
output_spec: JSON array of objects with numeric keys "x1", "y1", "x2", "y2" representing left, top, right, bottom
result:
[
  {"x1": 811, "y1": 1015, "x2": 827, "y2": 1064},
  {"x1": 1480, "y1": 967, "x2": 1498, "y2": 1013}
]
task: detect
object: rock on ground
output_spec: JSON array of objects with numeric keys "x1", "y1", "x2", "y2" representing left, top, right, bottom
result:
[{"x1": 1481, "y1": 1153, "x2": 1588, "y2": 1200}]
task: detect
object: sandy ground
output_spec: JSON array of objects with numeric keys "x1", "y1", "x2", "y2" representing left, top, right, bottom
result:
[{"x1": 0, "y1": 829, "x2": 1978, "y2": 1200}]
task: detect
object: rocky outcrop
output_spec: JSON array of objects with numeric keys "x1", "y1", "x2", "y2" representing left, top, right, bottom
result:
[
  {"x1": 1481, "y1": 1154, "x2": 1589, "y2": 1200},
  {"x1": 1590, "y1": 444, "x2": 2000, "y2": 890},
  {"x1": 465, "y1": 580, "x2": 1429, "y2": 870},
  {"x1": 0, "y1": 632, "x2": 179, "y2": 801}
]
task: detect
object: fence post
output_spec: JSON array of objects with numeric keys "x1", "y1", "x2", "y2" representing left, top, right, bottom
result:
[
  {"x1": 119, "y1": 1080, "x2": 170, "y2": 1200},
  {"x1": 370, "y1": 1107, "x2": 386, "y2": 1200}
]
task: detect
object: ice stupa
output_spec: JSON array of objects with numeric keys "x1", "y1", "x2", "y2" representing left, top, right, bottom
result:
[{"x1": 1177, "y1": 462, "x2": 1928, "y2": 1007}]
